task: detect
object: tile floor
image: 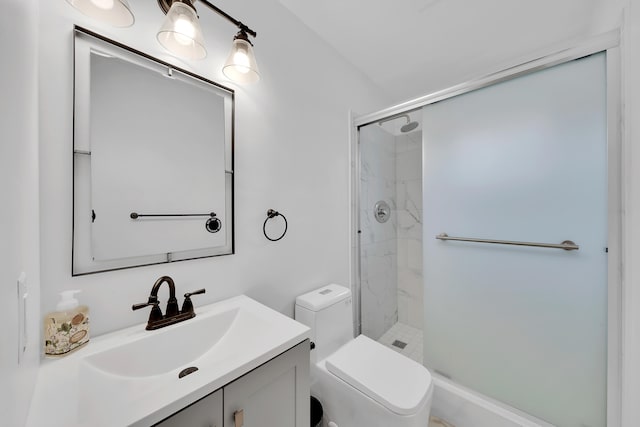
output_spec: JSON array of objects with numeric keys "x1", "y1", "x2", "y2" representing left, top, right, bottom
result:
[
  {"x1": 378, "y1": 321, "x2": 423, "y2": 363},
  {"x1": 377, "y1": 322, "x2": 456, "y2": 427}
]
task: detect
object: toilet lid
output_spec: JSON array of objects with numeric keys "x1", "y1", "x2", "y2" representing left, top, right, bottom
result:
[{"x1": 325, "y1": 335, "x2": 432, "y2": 416}]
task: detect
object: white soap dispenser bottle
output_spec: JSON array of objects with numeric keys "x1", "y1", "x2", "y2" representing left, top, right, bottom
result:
[{"x1": 44, "y1": 290, "x2": 90, "y2": 356}]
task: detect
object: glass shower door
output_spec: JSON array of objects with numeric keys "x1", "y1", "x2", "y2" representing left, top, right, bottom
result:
[
  {"x1": 422, "y1": 53, "x2": 607, "y2": 427},
  {"x1": 358, "y1": 124, "x2": 398, "y2": 340}
]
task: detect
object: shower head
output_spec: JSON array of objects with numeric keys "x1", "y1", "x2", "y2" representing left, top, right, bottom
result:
[
  {"x1": 401, "y1": 120, "x2": 419, "y2": 133},
  {"x1": 378, "y1": 114, "x2": 419, "y2": 133}
]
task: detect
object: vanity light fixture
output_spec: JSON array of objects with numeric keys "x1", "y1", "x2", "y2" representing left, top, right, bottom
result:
[
  {"x1": 65, "y1": 0, "x2": 135, "y2": 27},
  {"x1": 66, "y1": 0, "x2": 260, "y2": 83},
  {"x1": 157, "y1": 0, "x2": 207, "y2": 60},
  {"x1": 157, "y1": 0, "x2": 260, "y2": 82},
  {"x1": 222, "y1": 29, "x2": 260, "y2": 84},
  {"x1": 158, "y1": 0, "x2": 260, "y2": 83}
]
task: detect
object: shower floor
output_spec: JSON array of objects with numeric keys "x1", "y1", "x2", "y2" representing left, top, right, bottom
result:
[
  {"x1": 378, "y1": 322, "x2": 423, "y2": 363},
  {"x1": 377, "y1": 322, "x2": 456, "y2": 427}
]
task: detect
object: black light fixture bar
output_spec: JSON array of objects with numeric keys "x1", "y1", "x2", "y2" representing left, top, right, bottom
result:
[{"x1": 198, "y1": 0, "x2": 257, "y2": 38}]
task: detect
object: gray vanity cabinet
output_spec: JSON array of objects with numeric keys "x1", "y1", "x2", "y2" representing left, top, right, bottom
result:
[
  {"x1": 156, "y1": 340, "x2": 310, "y2": 427},
  {"x1": 156, "y1": 389, "x2": 223, "y2": 427},
  {"x1": 224, "y1": 340, "x2": 310, "y2": 427}
]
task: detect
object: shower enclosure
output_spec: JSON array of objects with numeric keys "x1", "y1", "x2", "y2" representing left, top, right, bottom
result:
[
  {"x1": 358, "y1": 113, "x2": 424, "y2": 351},
  {"x1": 354, "y1": 46, "x2": 619, "y2": 427}
]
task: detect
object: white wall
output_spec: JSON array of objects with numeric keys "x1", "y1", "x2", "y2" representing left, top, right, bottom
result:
[
  {"x1": 38, "y1": 0, "x2": 389, "y2": 337},
  {"x1": 0, "y1": 0, "x2": 41, "y2": 425}
]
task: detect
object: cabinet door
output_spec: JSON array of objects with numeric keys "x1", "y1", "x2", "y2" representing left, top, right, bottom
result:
[
  {"x1": 224, "y1": 340, "x2": 310, "y2": 427},
  {"x1": 155, "y1": 389, "x2": 223, "y2": 427}
]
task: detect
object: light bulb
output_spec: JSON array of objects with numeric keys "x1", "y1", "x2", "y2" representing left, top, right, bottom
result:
[
  {"x1": 233, "y1": 50, "x2": 251, "y2": 74},
  {"x1": 173, "y1": 15, "x2": 196, "y2": 46},
  {"x1": 90, "y1": 0, "x2": 115, "y2": 10}
]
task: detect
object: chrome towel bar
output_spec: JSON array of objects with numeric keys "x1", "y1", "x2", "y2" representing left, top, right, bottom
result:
[{"x1": 436, "y1": 233, "x2": 579, "y2": 251}]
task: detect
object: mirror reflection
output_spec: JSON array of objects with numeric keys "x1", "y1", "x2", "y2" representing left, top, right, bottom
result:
[{"x1": 73, "y1": 28, "x2": 234, "y2": 275}]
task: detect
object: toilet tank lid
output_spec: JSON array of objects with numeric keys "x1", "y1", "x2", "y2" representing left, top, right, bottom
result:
[{"x1": 295, "y1": 284, "x2": 351, "y2": 311}]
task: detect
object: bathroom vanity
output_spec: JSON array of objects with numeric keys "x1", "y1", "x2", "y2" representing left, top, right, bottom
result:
[{"x1": 27, "y1": 296, "x2": 310, "y2": 426}]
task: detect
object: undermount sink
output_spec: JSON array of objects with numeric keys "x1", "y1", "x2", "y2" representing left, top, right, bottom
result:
[
  {"x1": 83, "y1": 306, "x2": 239, "y2": 377},
  {"x1": 73, "y1": 294, "x2": 310, "y2": 427}
]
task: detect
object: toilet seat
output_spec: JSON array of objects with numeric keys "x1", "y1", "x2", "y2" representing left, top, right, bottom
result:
[{"x1": 325, "y1": 335, "x2": 432, "y2": 416}]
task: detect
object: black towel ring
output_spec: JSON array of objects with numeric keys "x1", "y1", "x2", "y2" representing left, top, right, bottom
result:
[{"x1": 263, "y1": 209, "x2": 288, "y2": 241}]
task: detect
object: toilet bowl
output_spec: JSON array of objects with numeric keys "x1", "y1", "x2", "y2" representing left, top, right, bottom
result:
[{"x1": 295, "y1": 284, "x2": 433, "y2": 427}]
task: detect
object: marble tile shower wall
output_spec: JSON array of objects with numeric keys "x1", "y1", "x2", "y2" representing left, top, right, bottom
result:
[
  {"x1": 359, "y1": 125, "x2": 398, "y2": 340},
  {"x1": 395, "y1": 131, "x2": 423, "y2": 330}
]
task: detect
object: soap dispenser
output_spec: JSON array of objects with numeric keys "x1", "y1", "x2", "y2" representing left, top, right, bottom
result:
[{"x1": 44, "y1": 290, "x2": 90, "y2": 356}]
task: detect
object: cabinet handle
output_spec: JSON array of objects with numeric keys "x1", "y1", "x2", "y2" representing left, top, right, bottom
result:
[{"x1": 234, "y1": 409, "x2": 244, "y2": 427}]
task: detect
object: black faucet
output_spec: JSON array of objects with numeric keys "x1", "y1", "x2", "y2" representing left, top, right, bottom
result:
[{"x1": 132, "y1": 275, "x2": 206, "y2": 330}]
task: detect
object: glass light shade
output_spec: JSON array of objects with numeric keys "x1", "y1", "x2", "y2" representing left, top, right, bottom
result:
[
  {"x1": 156, "y1": 2, "x2": 207, "y2": 60},
  {"x1": 223, "y1": 38, "x2": 260, "y2": 84},
  {"x1": 66, "y1": 0, "x2": 134, "y2": 27}
]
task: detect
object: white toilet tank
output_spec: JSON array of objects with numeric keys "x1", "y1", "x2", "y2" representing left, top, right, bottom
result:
[{"x1": 295, "y1": 284, "x2": 354, "y2": 363}]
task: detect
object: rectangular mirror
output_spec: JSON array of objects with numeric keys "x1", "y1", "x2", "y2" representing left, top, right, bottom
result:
[{"x1": 73, "y1": 27, "x2": 234, "y2": 275}]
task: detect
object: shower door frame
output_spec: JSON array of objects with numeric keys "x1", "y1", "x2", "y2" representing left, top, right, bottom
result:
[{"x1": 350, "y1": 29, "x2": 622, "y2": 426}]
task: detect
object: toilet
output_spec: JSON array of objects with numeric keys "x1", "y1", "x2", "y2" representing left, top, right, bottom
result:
[{"x1": 295, "y1": 284, "x2": 433, "y2": 427}]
